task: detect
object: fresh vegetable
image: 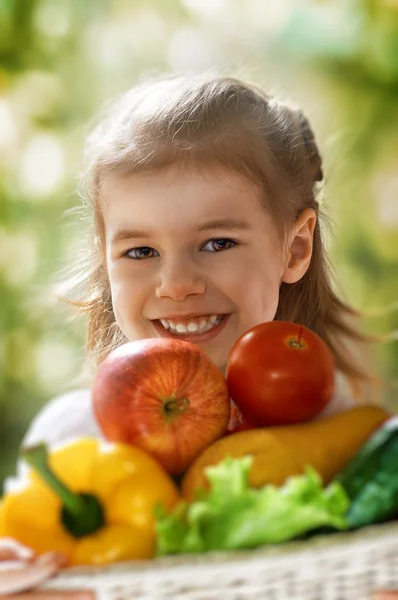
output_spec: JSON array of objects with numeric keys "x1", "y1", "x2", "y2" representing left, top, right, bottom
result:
[
  {"x1": 92, "y1": 339, "x2": 230, "y2": 475},
  {"x1": 156, "y1": 455, "x2": 349, "y2": 555},
  {"x1": 334, "y1": 415, "x2": 398, "y2": 529},
  {"x1": 226, "y1": 321, "x2": 335, "y2": 426},
  {"x1": 182, "y1": 405, "x2": 389, "y2": 500},
  {"x1": 0, "y1": 438, "x2": 179, "y2": 566}
]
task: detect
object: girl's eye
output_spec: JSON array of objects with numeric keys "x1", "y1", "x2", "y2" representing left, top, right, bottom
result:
[
  {"x1": 125, "y1": 246, "x2": 159, "y2": 260},
  {"x1": 202, "y1": 238, "x2": 237, "y2": 252},
  {"x1": 124, "y1": 239, "x2": 236, "y2": 259}
]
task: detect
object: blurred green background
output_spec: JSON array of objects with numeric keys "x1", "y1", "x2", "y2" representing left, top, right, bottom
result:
[{"x1": 0, "y1": 0, "x2": 397, "y2": 492}]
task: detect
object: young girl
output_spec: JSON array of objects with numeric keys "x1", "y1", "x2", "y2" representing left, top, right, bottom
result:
[{"x1": 1, "y1": 73, "x2": 390, "y2": 598}]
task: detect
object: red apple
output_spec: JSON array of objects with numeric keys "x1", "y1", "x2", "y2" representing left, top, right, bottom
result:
[{"x1": 92, "y1": 338, "x2": 230, "y2": 475}]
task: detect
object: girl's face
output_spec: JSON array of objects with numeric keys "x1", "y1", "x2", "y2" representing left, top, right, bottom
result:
[{"x1": 101, "y1": 166, "x2": 293, "y2": 373}]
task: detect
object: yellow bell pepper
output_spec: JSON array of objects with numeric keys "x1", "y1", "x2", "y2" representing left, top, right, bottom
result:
[{"x1": 0, "y1": 438, "x2": 180, "y2": 566}]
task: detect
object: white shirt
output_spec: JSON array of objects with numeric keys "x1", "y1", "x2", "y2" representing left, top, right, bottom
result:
[{"x1": 4, "y1": 372, "x2": 356, "y2": 493}]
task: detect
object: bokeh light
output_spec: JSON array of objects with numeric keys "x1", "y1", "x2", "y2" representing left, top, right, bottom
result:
[{"x1": 20, "y1": 134, "x2": 65, "y2": 198}]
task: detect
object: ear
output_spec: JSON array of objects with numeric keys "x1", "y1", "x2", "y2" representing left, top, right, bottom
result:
[{"x1": 282, "y1": 208, "x2": 317, "y2": 284}]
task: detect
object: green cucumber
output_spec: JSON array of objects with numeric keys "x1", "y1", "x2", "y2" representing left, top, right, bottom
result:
[{"x1": 334, "y1": 415, "x2": 398, "y2": 529}]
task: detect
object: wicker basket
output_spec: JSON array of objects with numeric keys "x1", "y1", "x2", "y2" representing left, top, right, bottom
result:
[{"x1": 42, "y1": 521, "x2": 398, "y2": 600}]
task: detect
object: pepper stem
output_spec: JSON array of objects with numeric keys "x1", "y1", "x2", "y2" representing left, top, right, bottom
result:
[
  {"x1": 22, "y1": 444, "x2": 85, "y2": 516},
  {"x1": 22, "y1": 443, "x2": 105, "y2": 538}
]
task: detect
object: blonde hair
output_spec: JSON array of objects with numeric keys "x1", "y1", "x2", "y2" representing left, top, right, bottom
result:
[{"x1": 64, "y1": 73, "x2": 376, "y2": 394}]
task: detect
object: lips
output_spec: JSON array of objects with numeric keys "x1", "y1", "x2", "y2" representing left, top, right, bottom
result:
[{"x1": 152, "y1": 314, "x2": 230, "y2": 343}]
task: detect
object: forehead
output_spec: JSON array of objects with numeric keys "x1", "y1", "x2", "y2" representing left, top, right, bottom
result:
[{"x1": 100, "y1": 165, "x2": 268, "y2": 237}]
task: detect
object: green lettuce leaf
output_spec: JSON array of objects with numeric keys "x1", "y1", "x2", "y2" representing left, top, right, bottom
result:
[{"x1": 155, "y1": 455, "x2": 350, "y2": 556}]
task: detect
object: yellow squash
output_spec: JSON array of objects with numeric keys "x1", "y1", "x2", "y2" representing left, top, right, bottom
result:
[{"x1": 182, "y1": 405, "x2": 389, "y2": 500}]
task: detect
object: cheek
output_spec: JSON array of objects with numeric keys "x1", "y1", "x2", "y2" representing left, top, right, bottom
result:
[
  {"x1": 109, "y1": 282, "x2": 127, "y2": 321},
  {"x1": 232, "y1": 264, "x2": 282, "y2": 330},
  {"x1": 239, "y1": 291, "x2": 279, "y2": 333},
  {"x1": 108, "y1": 269, "x2": 147, "y2": 336}
]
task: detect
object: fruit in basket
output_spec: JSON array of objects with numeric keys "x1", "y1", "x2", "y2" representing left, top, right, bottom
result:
[
  {"x1": 0, "y1": 438, "x2": 180, "y2": 565},
  {"x1": 181, "y1": 405, "x2": 389, "y2": 500},
  {"x1": 226, "y1": 321, "x2": 335, "y2": 426},
  {"x1": 92, "y1": 339, "x2": 230, "y2": 475}
]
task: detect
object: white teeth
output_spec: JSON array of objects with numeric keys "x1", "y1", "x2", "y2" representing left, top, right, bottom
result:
[{"x1": 158, "y1": 314, "x2": 224, "y2": 335}]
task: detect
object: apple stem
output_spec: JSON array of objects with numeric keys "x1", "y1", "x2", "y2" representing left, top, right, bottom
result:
[{"x1": 164, "y1": 396, "x2": 190, "y2": 414}]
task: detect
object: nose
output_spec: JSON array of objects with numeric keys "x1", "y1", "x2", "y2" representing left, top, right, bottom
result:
[{"x1": 155, "y1": 258, "x2": 206, "y2": 301}]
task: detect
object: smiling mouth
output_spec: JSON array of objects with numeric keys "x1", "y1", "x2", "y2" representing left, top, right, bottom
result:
[{"x1": 151, "y1": 314, "x2": 230, "y2": 342}]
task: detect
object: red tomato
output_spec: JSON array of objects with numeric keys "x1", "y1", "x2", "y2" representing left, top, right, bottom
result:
[
  {"x1": 225, "y1": 405, "x2": 256, "y2": 436},
  {"x1": 226, "y1": 321, "x2": 335, "y2": 426}
]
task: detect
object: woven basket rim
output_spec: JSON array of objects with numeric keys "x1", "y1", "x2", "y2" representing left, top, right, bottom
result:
[{"x1": 58, "y1": 519, "x2": 398, "y2": 577}]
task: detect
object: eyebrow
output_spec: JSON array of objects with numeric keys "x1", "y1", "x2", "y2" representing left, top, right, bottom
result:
[{"x1": 110, "y1": 218, "x2": 252, "y2": 245}]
